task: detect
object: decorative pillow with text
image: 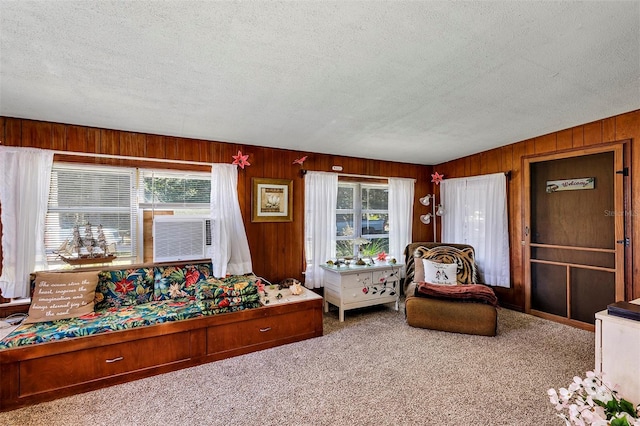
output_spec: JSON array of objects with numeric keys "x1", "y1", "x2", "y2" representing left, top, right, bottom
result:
[
  {"x1": 26, "y1": 271, "x2": 99, "y2": 324},
  {"x1": 413, "y1": 253, "x2": 443, "y2": 283},
  {"x1": 422, "y1": 260, "x2": 457, "y2": 286}
]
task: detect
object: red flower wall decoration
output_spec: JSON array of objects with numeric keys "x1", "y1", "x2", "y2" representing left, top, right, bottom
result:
[
  {"x1": 232, "y1": 151, "x2": 250, "y2": 169},
  {"x1": 431, "y1": 171, "x2": 444, "y2": 185}
]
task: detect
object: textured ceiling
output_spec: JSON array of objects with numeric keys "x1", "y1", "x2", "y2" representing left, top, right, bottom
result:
[{"x1": 1, "y1": 1, "x2": 639, "y2": 165}]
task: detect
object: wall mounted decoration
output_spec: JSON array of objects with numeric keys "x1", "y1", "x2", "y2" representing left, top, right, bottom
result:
[
  {"x1": 293, "y1": 155, "x2": 308, "y2": 166},
  {"x1": 232, "y1": 150, "x2": 250, "y2": 169},
  {"x1": 294, "y1": 155, "x2": 308, "y2": 176},
  {"x1": 251, "y1": 178, "x2": 293, "y2": 222},
  {"x1": 431, "y1": 171, "x2": 444, "y2": 185},
  {"x1": 546, "y1": 177, "x2": 595, "y2": 193}
]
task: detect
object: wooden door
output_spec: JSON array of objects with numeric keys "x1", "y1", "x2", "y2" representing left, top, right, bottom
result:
[{"x1": 524, "y1": 145, "x2": 625, "y2": 330}]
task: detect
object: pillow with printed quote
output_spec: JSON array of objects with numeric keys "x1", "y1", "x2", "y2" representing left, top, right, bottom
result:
[
  {"x1": 26, "y1": 271, "x2": 99, "y2": 323},
  {"x1": 422, "y1": 259, "x2": 458, "y2": 286}
]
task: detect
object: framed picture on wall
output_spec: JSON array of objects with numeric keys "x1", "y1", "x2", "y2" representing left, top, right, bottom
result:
[{"x1": 251, "y1": 178, "x2": 293, "y2": 222}]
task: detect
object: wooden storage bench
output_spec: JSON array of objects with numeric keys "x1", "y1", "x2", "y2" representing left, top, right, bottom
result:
[{"x1": 0, "y1": 291, "x2": 323, "y2": 412}]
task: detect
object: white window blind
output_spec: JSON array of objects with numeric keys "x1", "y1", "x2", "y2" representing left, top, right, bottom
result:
[
  {"x1": 138, "y1": 169, "x2": 211, "y2": 212},
  {"x1": 45, "y1": 163, "x2": 137, "y2": 263}
]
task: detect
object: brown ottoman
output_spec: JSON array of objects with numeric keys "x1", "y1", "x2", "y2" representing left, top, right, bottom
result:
[{"x1": 405, "y1": 284, "x2": 497, "y2": 336}]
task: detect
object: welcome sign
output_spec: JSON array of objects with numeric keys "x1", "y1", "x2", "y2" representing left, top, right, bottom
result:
[{"x1": 546, "y1": 177, "x2": 595, "y2": 193}]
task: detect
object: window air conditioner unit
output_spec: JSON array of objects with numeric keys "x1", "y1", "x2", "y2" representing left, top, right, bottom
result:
[{"x1": 153, "y1": 216, "x2": 213, "y2": 263}]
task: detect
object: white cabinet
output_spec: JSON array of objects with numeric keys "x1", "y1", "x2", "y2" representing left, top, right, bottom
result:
[
  {"x1": 595, "y1": 299, "x2": 640, "y2": 404},
  {"x1": 320, "y1": 263, "x2": 401, "y2": 322}
]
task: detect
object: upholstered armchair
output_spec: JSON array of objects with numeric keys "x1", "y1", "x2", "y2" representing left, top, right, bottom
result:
[{"x1": 403, "y1": 242, "x2": 498, "y2": 336}]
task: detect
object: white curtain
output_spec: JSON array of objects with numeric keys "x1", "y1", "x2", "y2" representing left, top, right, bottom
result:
[
  {"x1": 0, "y1": 147, "x2": 54, "y2": 298},
  {"x1": 210, "y1": 164, "x2": 252, "y2": 278},
  {"x1": 388, "y1": 177, "x2": 414, "y2": 262},
  {"x1": 304, "y1": 171, "x2": 338, "y2": 289},
  {"x1": 441, "y1": 173, "x2": 510, "y2": 287}
]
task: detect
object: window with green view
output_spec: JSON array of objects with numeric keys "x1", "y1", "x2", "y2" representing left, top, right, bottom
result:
[{"x1": 336, "y1": 183, "x2": 389, "y2": 259}]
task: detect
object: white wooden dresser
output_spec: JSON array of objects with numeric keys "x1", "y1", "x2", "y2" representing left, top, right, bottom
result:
[{"x1": 320, "y1": 263, "x2": 402, "y2": 322}]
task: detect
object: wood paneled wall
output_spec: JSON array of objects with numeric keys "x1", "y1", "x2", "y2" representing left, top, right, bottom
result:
[
  {"x1": 3, "y1": 111, "x2": 637, "y2": 311},
  {"x1": 0, "y1": 117, "x2": 433, "y2": 288},
  {"x1": 435, "y1": 110, "x2": 640, "y2": 310}
]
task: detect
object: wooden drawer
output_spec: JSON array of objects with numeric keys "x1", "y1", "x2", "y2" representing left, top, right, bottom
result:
[
  {"x1": 372, "y1": 270, "x2": 398, "y2": 284},
  {"x1": 340, "y1": 272, "x2": 373, "y2": 289},
  {"x1": 341, "y1": 287, "x2": 398, "y2": 306},
  {"x1": 19, "y1": 332, "x2": 192, "y2": 396},
  {"x1": 324, "y1": 280, "x2": 342, "y2": 294},
  {"x1": 324, "y1": 271, "x2": 342, "y2": 286},
  {"x1": 340, "y1": 270, "x2": 398, "y2": 288},
  {"x1": 340, "y1": 272, "x2": 398, "y2": 301},
  {"x1": 207, "y1": 310, "x2": 316, "y2": 355}
]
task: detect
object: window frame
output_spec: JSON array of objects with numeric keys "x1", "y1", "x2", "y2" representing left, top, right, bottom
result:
[
  {"x1": 138, "y1": 169, "x2": 212, "y2": 211},
  {"x1": 44, "y1": 163, "x2": 213, "y2": 269},
  {"x1": 335, "y1": 181, "x2": 389, "y2": 259},
  {"x1": 45, "y1": 162, "x2": 138, "y2": 268}
]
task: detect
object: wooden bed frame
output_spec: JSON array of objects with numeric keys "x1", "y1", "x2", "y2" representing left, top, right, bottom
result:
[{"x1": 0, "y1": 294, "x2": 323, "y2": 412}]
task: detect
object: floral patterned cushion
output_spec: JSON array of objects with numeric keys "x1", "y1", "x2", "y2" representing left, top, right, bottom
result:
[
  {"x1": 154, "y1": 263, "x2": 213, "y2": 300},
  {"x1": 198, "y1": 294, "x2": 261, "y2": 311},
  {"x1": 221, "y1": 274, "x2": 259, "y2": 288},
  {"x1": 0, "y1": 297, "x2": 263, "y2": 350},
  {"x1": 1, "y1": 266, "x2": 265, "y2": 351},
  {"x1": 199, "y1": 298, "x2": 262, "y2": 313},
  {"x1": 200, "y1": 302, "x2": 262, "y2": 317},
  {"x1": 0, "y1": 300, "x2": 203, "y2": 349},
  {"x1": 95, "y1": 268, "x2": 155, "y2": 310},
  {"x1": 195, "y1": 277, "x2": 258, "y2": 300}
]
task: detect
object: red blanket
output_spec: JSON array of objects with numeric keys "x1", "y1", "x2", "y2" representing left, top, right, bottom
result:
[{"x1": 416, "y1": 282, "x2": 499, "y2": 307}]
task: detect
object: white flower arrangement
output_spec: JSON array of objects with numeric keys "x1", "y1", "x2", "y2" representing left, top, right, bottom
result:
[{"x1": 548, "y1": 371, "x2": 640, "y2": 426}]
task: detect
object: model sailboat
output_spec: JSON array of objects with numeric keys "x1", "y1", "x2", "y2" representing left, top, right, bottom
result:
[{"x1": 55, "y1": 223, "x2": 117, "y2": 265}]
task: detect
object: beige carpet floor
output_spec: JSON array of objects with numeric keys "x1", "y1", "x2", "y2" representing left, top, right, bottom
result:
[{"x1": 0, "y1": 303, "x2": 594, "y2": 426}]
